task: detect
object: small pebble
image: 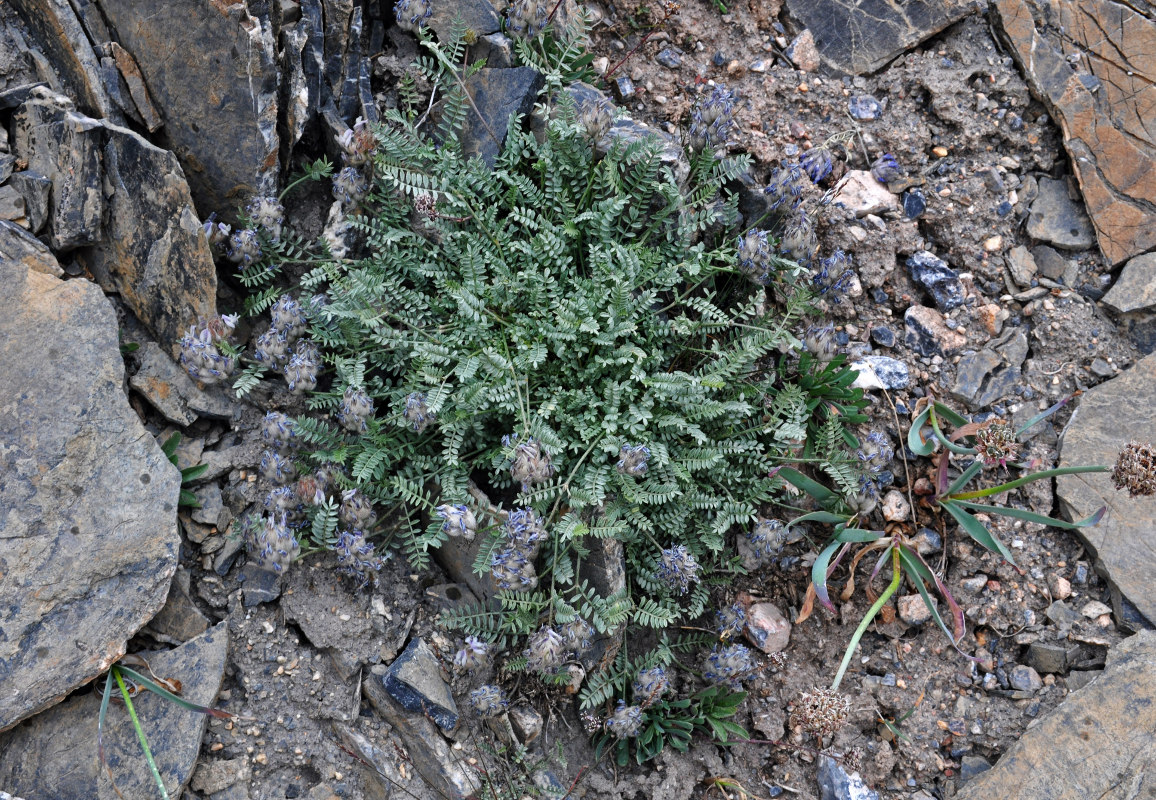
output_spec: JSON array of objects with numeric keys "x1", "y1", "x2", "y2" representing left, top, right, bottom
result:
[{"x1": 932, "y1": 146, "x2": 949, "y2": 158}]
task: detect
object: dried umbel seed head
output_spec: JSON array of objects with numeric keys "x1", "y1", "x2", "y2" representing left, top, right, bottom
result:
[
  {"x1": 580, "y1": 710, "x2": 603, "y2": 735},
  {"x1": 333, "y1": 528, "x2": 383, "y2": 589},
  {"x1": 337, "y1": 387, "x2": 374, "y2": 433},
  {"x1": 716, "y1": 603, "x2": 746, "y2": 640},
  {"x1": 252, "y1": 513, "x2": 300, "y2": 574},
  {"x1": 412, "y1": 193, "x2": 437, "y2": 218},
  {"x1": 261, "y1": 411, "x2": 299, "y2": 452},
  {"x1": 335, "y1": 117, "x2": 376, "y2": 166},
  {"x1": 246, "y1": 195, "x2": 284, "y2": 241},
  {"x1": 436, "y1": 504, "x2": 478, "y2": 540},
  {"x1": 605, "y1": 701, "x2": 644, "y2": 739},
  {"x1": 525, "y1": 626, "x2": 566, "y2": 673},
  {"x1": 503, "y1": 507, "x2": 546, "y2": 556},
  {"x1": 857, "y1": 431, "x2": 894, "y2": 474},
  {"x1": 561, "y1": 617, "x2": 595, "y2": 655},
  {"x1": 704, "y1": 643, "x2": 755, "y2": 687},
  {"x1": 490, "y1": 546, "x2": 538, "y2": 591},
  {"x1": 616, "y1": 444, "x2": 650, "y2": 478},
  {"x1": 1112, "y1": 441, "x2": 1156, "y2": 497},
  {"x1": 454, "y1": 636, "x2": 491, "y2": 671},
  {"x1": 253, "y1": 328, "x2": 290, "y2": 372},
  {"x1": 747, "y1": 518, "x2": 788, "y2": 558},
  {"x1": 686, "y1": 84, "x2": 735, "y2": 157},
  {"x1": 226, "y1": 228, "x2": 262, "y2": 266},
  {"x1": 736, "y1": 229, "x2": 772, "y2": 285},
  {"x1": 179, "y1": 323, "x2": 237, "y2": 385},
  {"x1": 804, "y1": 323, "x2": 837, "y2": 362},
  {"x1": 812, "y1": 250, "x2": 855, "y2": 303},
  {"x1": 333, "y1": 166, "x2": 370, "y2": 206},
  {"x1": 764, "y1": 164, "x2": 807, "y2": 211},
  {"x1": 470, "y1": 684, "x2": 508, "y2": 718},
  {"x1": 974, "y1": 419, "x2": 1021, "y2": 469},
  {"x1": 870, "y1": 153, "x2": 902, "y2": 184},
  {"x1": 578, "y1": 98, "x2": 614, "y2": 142},
  {"x1": 394, "y1": 0, "x2": 432, "y2": 32},
  {"x1": 260, "y1": 449, "x2": 297, "y2": 485},
  {"x1": 778, "y1": 206, "x2": 817, "y2": 263},
  {"x1": 632, "y1": 666, "x2": 669, "y2": 706},
  {"x1": 799, "y1": 145, "x2": 834, "y2": 184},
  {"x1": 270, "y1": 295, "x2": 308, "y2": 341},
  {"x1": 505, "y1": 0, "x2": 548, "y2": 39},
  {"x1": 295, "y1": 475, "x2": 326, "y2": 506},
  {"x1": 791, "y1": 687, "x2": 851, "y2": 738},
  {"x1": 505, "y1": 435, "x2": 555, "y2": 493},
  {"x1": 340, "y1": 488, "x2": 378, "y2": 529},
  {"x1": 656, "y1": 545, "x2": 701, "y2": 595},
  {"x1": 403, "y1": 391, "x2": 436, "y2": 433}
]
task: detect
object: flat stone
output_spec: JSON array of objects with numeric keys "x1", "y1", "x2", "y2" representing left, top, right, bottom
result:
[
  {"x1": 817, "y1": 754, "x2": 879, "y2": 800},
  {"x1": 381, "y1": 638, "x2": 458, "y2": 731},
  {"x1": 1009, "y1": 664, "x2": 1043, "y2": 693},
  {"x1": 78, "y1": 120, "x2": 218, "y2": 354},
  {"x1": 191, "y1": 757, "x2": 252, "y2": 797},
  {"x1": 898, "y1": 594, "x2": 934, "y2": 626},
  {"x1": 958, "y1": 755, "x2": 992, "y2": 784},
  {"x1": 0, "y1": 219, "x2": 60, "y2": 277},
  {"x1": 0, "y1": 185, "x2": 24, "y2": 220},
  {"x1": 239, "y1": 562, "x2": 282, "y2": 607},
  {"x1": 281, "y1": 560, "x2": 389, "y2": 671},
  {"x1": 5, "y1": 171, "x2": 51, "y2": 234},
  {"x1": 1032, "y1": 244, "x2": 1072, "y2": 281},
  {"x1": 1103, "y1": 253, "x2": 1156, "y2": 314},
  {"x1": 427, "y1": 0, "x2": 501, "y2": 40},
  {"x1": 456, "y1": 67, "x2": 544, "y2": 167},
  {"x1": 0, "y1": 250, "x2": 180, "y2": 732},
  {"x1": 958, "y1": 631, "x2": 1156, "y2": 800},
  {"x1": 847, "y1": 95, "x2": 880, "y2": 120},
  {"x1": 130, "y1": 343, "x2": 236, "y2": 426},
  {"x1": 785, "y1": 0, "x2": 971, "y2": 75},
  {"x1": 951, "y1": 349, "x2": 1004, "y2": 405},
  {"x1": 192, "y1": 483, "x2": 224, "y2": 527},
  {"x1": 0, "y1": 622, "x2": 228, "y2": 797},
  {"x1": 904, "y1": 305, "x2": 967, "y2": 357},
  {"x1": 1064, "y1": 669, "x2": 1101, "y2": 691},
  {"x1": 96, "y1": 0, "x2": 280, "y2": 219},
  {"x1": 850, "y1": 355, "x2": 909, "y2": 390},
  {"x1": 907, "y1": 250, "x2": 964, "y2": 311},
  {"x1": 1006, "y1": 245, "x2": 1037, "y2": 287},
  {"x1": 1027, "y1": 641, "x2": 1070, "y2": 675},
  {"x1": 1057, "y1": 351, "x2": 1156, "y2": 626},
  {"x1": 0, "y1": 154, "x2": 13, "y2": 183},
  {"x1": 11, "y1": 91, "x2": 104, "y2": 251},
  {"x1": 994, "y1": 0, "x2": 1156, "y2": 265},
  {"x1": 833, "y1": 170, "x2": 896, "y2": 218},
  {"x1": 744, "y1": 603, "x2": 791, "y2": 654},
  {"x1": 148, "y1": 567, "x2": 212, "y2": 643},
  {"x1": 1028, "y1": 178, "x2": 1096, "y2": 250},
  {"x1": 330, "y1": 724, "x2": 405, "y2": 800}
]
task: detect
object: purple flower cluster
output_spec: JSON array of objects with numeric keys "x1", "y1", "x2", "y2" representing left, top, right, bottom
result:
[
  {"x1": 436, "y1": 503, "x2": 478, "y2": 540},
  {"x1": 799, "y1": 146, "x2": 834, "y2": 184},
  {"x1": 454, "y1": 636, "x2": 491, "y2": 671},
  {"x1": 251, "y1": 513, "x2": 300, "y2": 574},
  {"x1": 524, "y1": 625, "x2": 566, "y2": 673},
  {"x1": 747, "y1": 518, "x2": 788, "y2": 558},
  {"x1": 764, "y1": 164, "x2": 807, "y2": 212},
  {"x1": 335, "y1": 117, "x2": 376, "y2": 167},
  {"x1": 804, "y1": 323, "x2": 837, "y2": 362},
  {"x1": 704, "y1": 643, "x2": 755, "y2": 687},
  {"x1": 333, "y1": 166, "x2": 370, "y2": 207},
  {"x1": 561, "y1": 617, "x2": 595, "y2": 655},
  {"x1": 227, "y1": 228, "x2": 262, "y2": 266},
  {"x1": 178, "y1": 314, "x2": 239, "y2": 385},
  {"x1": 605, "y1": 700, "x2": 644, "y2": 739},
  {"x1": 470, "y1": 684, "x2": 508, "y2": 717},
  {"x1": 394, "y1": 0, "x2": 432, "y2": 32},
  {"x1": 333, "y1": 528, "x2": 383, "y2": 589},
  {"x1": 403, "y1": 391, "x2": 435, "y2": 433},
  {"x1": 337, "y1": 386, "x2": 375, "y2": 433},
  {"x1": 490, "y1": 507, "x2": 545, "y2": 591},
  {"x1": 811, "y1": 250, "x2": 855, "y2": 303},
  {"x1": 870, "y1": 153, "x2": 902, "y2": 184},
  {"x1": 716, "y1": 603, "x2": 746, "y2": 641},
  {"x1": 736, "y1": 229, "x2": 773, "y2": 285},
  {"x1": 778, "y1": 206, "x2": 817, "y2": 263},
  {"x1": 246, "y1": 196, "x2": 284, "y2": 241},
  {"x1": 505, "y1": 0, "x2": 548, "y2": 39},
  {"x1": 686, "y1": 85, "x2": 735, "y2": 157},
  {"x1": 579, "y1": 98, "x2": 614, "y2": 142},
  {"x1": 339, "y1": 488, "x2": 378, "y2": 530},
  {"x1": 616, "y1": 444, "x2": 650, "y2": 478},
  {"x1": 504, "y1": 434, "x2": 555, "y2": 493},
  {"x1": 632, "y1": 666, "x2": 669, "y2": 706},
  {"x1": 655, "y1": 545, "x2": 700, "y2": 595}
]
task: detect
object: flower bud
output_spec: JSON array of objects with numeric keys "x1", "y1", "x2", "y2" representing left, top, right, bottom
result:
[
  {"x1": 226, "y1": 228, "x2": 262, "y2": 266},
  {"x1": 470, "y1": 684, "x2": 508, "y2": 717},
  {"x1": 605, "y1": 701, "x2": 644, "y2": 739},
  {"x1": 436, "y1": 503, "x2": 478, "y2": 540},
  {"x1": 616, "y1": 444, "x2": 650, "y2": 478},
  {"x1": 578, "y1": 98, "x2": 613, "y2": 142},
  {"x1": 335, "y1": 117, "x2": 376, "y2": 166},
  {"x1": 261, "y1": 411, "x2": 299, "y2": 452},
  {"x1": 704, "y1": 643, "x2": 755, "y2": 687},
  {"x1": 632, "y1": 666, "x2": 669, "y2": 706},
  {"x1": 394, "y1": 0, "x2": 432, "y2": 32}
]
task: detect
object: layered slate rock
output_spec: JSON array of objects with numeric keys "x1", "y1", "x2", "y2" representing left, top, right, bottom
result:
[
  {"x1": 458, "y1": 67, "x2": 544, "y2": 167},
  {"x1": 0, "y1": 623, "x2": 229, "y2": 798},
  {"x1": 784, "y1": 0, "x2": 973, "y2": 74},
  {"x1": 994, "y1": 0, "x2": 1156, "y2": 265},
  {"x1": 1057, "y1": 351, "x2": 1156, "y2": 626},
  {"x1": 95, "y1": 0, "x2": 280, "y2": 217},
  {"x1": 0, "y1": 239, "x2": 181, "y2": 732},
  {"x1": 957, "y1": 631, "x2": 1156, "y2": 800},
  {"x1": 79, "y1": 120, "x2": 218, "y2": 352}
]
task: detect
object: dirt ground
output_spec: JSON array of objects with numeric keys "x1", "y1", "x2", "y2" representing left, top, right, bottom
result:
[{"x1": 129, "y1": 2, "x2": 1143, "y2": 799}]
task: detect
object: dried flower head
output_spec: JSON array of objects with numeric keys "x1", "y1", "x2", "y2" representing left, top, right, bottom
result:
[
  {"x1": 394, "y1": 0, "x2": 432, "y2": 32},
  {"x1": 246, "y1": 195, "x2": 284, "y2": 240},
  {"x1": 632, "y1": 666, "x2": 669, "y2": 706},
  {"x1": 454, "y1": 636, "x2": 491, "y2": 671},
  {"x1": 974, "y1": 419, "x2": 1021, "y2": 469},
  {"x1": 791, "y1": 687, "x2": 851, "y2": 738},
  {"x1": 655, "y1": 545, "x2": 700, "y2": 595},
  {"x1": 413, "y1": 193, "x2": 437, "y2": 218},
  {"x1": 525, "y1": 625, "x2": 566, "y2": 673},
  {"x1": 704, "y1": 643, "x2": 755, "y2": 687},
  {"x1": 747, "y1": 518, "x2": 788, "y2": 558},
  {"x1": 505, "y1": 435, "x2": 555, "y2": 493},
  {"x1": 605, "y1": 700, "x2": 644, "y2": 739},
  {"x1": 578, "y1": 98, "x2": 614, "y2": 142},
  {"x1": 295, "y1": 474, "x2": 327, "y2": 506},
  {"x1": 333, "y1": 528, "x2": 383, "y2": 588},
  {"x1": 804, "y1": 323, "x2": 837, "y2": 362},
  {"x1": 339, "y1": 488, "x2": 378, "y2": 529},
  {"x1": 470, "y1": 684, "x2": 508, "y2": 717},
  {"x1": 1111, "y1": 441, "x2": 1156, "y2": 497},
  {"x1": 336, "y1": 117, "x2": 376, "y2": 166},
  {"x1": 616, "y1": 444, "x2": 650, "y2": 478},
  {"x1": 870, "y1": 153, "x2": 902, "y2": 184},
  {"x1": 403, "y1": 391, "x2": 436, "y2": 433},
  {"x1": 716, "y1": 603, "x2": 747, "y2": 641},
  {"x1": 799, "y1": 146, "x2": 834, "y2": 184},
  {"x1": 333, "y1": 166, "x2": 369, "y2": 206},
  {"x1": 436, "y1": 503, "x2": 478, "y2": 540}
]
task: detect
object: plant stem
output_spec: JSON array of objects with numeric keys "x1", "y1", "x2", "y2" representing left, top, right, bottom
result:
[
  {"x1": 114, "y1": 666, "x2": 170, "y2": 800},
  {"x1": 830, "y1": 547, "x2": 901, "y2": 692}
]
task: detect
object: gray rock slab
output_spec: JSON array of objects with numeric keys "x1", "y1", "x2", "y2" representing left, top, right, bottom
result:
[
  {"x1": 817, "y1": 754, "x2": 879, "y2": 800},
  {"x1": 458, "y1": 67, "x2": 544, "y2": 167},
  {"x1": 96, "y1": 0, "x2": 280, "y2": 219},
  {"x1": 0, "y1": 219, "x2": 60, "y2": 277},
  {"x1": 1058, "y1": 351, "x2": 1156, "y2": 626},
  {"x1": 428, "y1": 0, "x2": 501, "y2": 41},
  {"x1": 0, "y1": 622, "x2": 229, "y2": 799},
  {"x1": 0, "y1": 252, "x2": 181, "y2": 732},
  {"x1": 957, "y1": 630, "x2": 1156, "y2": 800},
  {"x1": 785, "y1": 0, "x2": 972, "y2": 75},
  {"x1": 130, "y1": 343, "x2": 237, "y2": 426},
  {"x1": 0, "y1": 185, "x2": 24, "y2": 220},
  {"x1": 1027, "y1": 177, "x2": 1096, "y2": 251},
  {"x1": 381, "y1": 637, "x2": 458, "y2": 731},
  {"x1": 147, "y1": 567, "x2": 212, "y2": 644},
  {"x1": 79, "y1": 121, "x2": 218, "y2": 354},
  {"x1": 1103, "y1": 253, "x2": 1156, "y2": 314},
  {"x1": 11, "y1": 91, "x2": 104, "y2": 251},
  {"x1": 6, "y1": 171, "x2": 51, "y2": 234},
  {"x1": 850, "y1": 355, "x2": 909, "y2": 390}
]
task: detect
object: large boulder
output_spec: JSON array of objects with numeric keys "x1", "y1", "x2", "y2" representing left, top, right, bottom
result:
[{"x1": 0, "y1": 233, "x2": 181, "y2": 732}]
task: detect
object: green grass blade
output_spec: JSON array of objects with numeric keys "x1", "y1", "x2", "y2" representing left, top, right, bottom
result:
[
  {"x1": 951, "y1": 499, "x2": 1106, "y2": 529},
  {"x1": 940, "y1": 499, "x2": 1016, "y2": 566},
  {"x1": 810, "y1": 539, "x2": 842, "y2": 611},
  {"x1": 778, "y1": 467, "x2": 838, "y2": 505},
  {"x1": 1015, "y1": 394, "x2": 1071, "y2": 435},
  {"x1": 834, "y1": 526, "x2": 884, "y2": 543},
  {"x1": 787, "y1": 510, "x2": 848, "y2": 527},
  {"x1": 897, "y1": 546, "x2": 958, "y2": 643},
  {"x1": 114, "y1": 667, "x2": 170, "y2": 800},
  {"x1": 943, "y1": 460, "x2": 984, "y2": 497},
  {"x1": 118, "y1": 665, "x2": 232, "y2": 718}
]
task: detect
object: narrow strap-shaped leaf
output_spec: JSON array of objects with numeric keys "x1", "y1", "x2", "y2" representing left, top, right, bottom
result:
[
  {"x1": 951, "y1": 500, "x2": 1106, "y2": 529},
  {"x1": 898, "y1": 545, "x2": 965, "y2": 642},
  {"x1": 114, "y1": 667, "x2": 170, "y2": 800},
  {"x1": 117, "y1": 665, "x2": 232, "y2": 718},
  {"x1": 788, "y1": 510, "x2": 848, "y2": 527},
  {"x1": 778, "y1": 467, "x2": 838, "y2": 505},
  {"x1": 931, "y1": 402, "x2": 970, "y2": 427},
  {"x1": 940, "y1": 500, "x2": 1017, "y2": 567},
  {"x1": 810, "y1": 539, "x2": 843, "y2": 611},
  {"x1": 943, "y1": 460, "x2": 984, "y2": 497},
  {"x1": 835, "y1": 526, "x2": 884, "y2": 543},
  {"x1": 907, "y1": 406, "x2": 933, "y2": 456},
  {"x1": 949, "y1": 465, "x2": 1108, "y2": 501},
  {"x1": 1015, "y1": 394, "x2": 1071, "y2": 435}
]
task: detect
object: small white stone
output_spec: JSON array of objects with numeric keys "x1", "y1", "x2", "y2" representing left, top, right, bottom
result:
[{"x1": 881, "y1": 490, "x2": 911, "y2": 522}]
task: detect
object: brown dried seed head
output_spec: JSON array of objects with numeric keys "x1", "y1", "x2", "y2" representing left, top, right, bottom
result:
[
  {"x1": 791, "y1": 687, "x2": 851, "y2": 738},
  {"x1": 1111, "y1": 441, "x2": 1156, "y2": 497}
]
